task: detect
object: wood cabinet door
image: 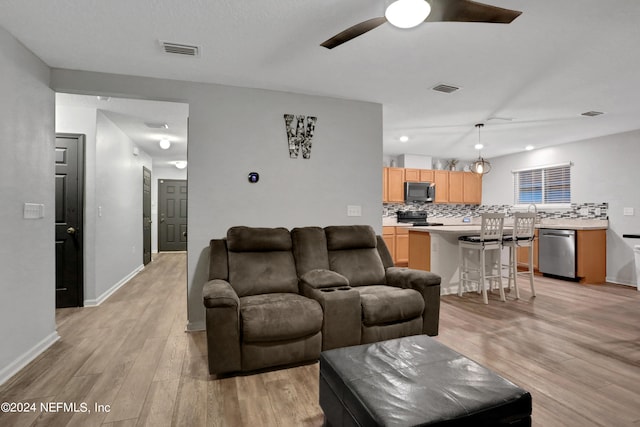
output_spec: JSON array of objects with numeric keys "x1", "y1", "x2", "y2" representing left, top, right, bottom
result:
[
  {"x1": 394, "y1": 227, "x2": 409, "y2": 265},
  {"x1": 408, "y1": 231, "x2": 431, "y2": 271},
  {"x1": 382, "y1": 228, "x2": 396, "y2": 264},
  {"x1": 420, "y1": 169, "x2": 434, "y2": 182},
  {"x1": 463, "y1": 172, "x2": 482, "y2": 204},
  {"x1": 448, "y1": 171, "x2": 464, "y2": 203},
  {"x1": 383, "y1": 167, "x2": 389, "y2": 202},
  {"x1": 433, "y1": 170, "x2": 449, "y2": 203},
  {"x1": 517, "y1": 230, "x2": 539, "y2": 271},
  {"x1": 387, "y1": 168, "x2": 405, "y2": 202},
  {"x1": 404, "y1": 169, "x2": 420, "y2": 182}
]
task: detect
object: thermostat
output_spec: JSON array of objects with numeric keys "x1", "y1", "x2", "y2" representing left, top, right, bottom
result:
[{"x1": 248, "y1": 172, "x2": 260, "y2": 183}]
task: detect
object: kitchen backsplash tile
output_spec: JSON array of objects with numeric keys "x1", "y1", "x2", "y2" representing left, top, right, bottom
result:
[{"x1": 383, "y1": 202, "x2": 609, "y2": 220}]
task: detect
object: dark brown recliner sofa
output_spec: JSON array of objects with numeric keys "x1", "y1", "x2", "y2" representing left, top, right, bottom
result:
[{"x1": 202, "y1": 225, "x2": 441, "y2": 375}]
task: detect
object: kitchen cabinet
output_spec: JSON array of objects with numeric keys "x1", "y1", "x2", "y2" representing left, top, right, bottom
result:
[
  {"x1": 404, "y1": 168, "x2": 420, "y2": 182},
  {"x1": 433, "y1": 170, "x2": 449, "y2": 203},
  {"x1": 419, "y1": 169, "x2": 434, "y2": 182},
  {"x1": 382, "y1": 167, "x2": 481, "y2": 204},
  {"x1": 576, "y1": 229, "x2": 606, "y2": 284},
  {"x1": 382, "y1": 226, "x2": 409, "y2": 266},
  {"x1": 463, "y1": 172, "x2": 482, "y2": 204},
  {"x1": 408, "y1": 231, "x2": 431, "y2": 271},
  {"x1": 517, "y1": 229, "x2": 539, "y2": 272},
  {"x1": 448, "y1": 171, "x2": 464, "y2": 203},
  {"x1": 383, "y1": 167, "x2": 404, "y2": 203}
]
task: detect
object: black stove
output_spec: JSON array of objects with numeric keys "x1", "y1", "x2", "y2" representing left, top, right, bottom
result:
[{"x1": 396, "y1": 211, "x2": 444, "y2": 227}]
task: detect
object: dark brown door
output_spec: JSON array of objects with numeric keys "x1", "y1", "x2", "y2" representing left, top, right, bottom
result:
[
  {"x1": 55, "y1": 134, "x2": 84, "y2": 308},
  {"x1": 158, "y1": 179, "x2": 187, "y2": 251},
  {"x1": 143, "y1": 167, "x2": 152, "y2": 265}
]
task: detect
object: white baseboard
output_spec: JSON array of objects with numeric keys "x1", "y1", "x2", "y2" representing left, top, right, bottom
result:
[
  {"x1": 606, "y1": 276, "x2": 639, "y2": 290},
  {"x1": 0, "y1": 331, "x2": 60, "y2": 386},
  {"x1": 84, "y1": 264, "x2": 145, "y2": 306}
]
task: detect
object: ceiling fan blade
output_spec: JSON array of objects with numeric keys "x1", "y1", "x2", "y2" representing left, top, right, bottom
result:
[
  {"x1": 426, "y1": 0, "x2": 522, "y2": 24},
  {"x1": 320, "y1": 17, "x2": 387, "y2": 49}
]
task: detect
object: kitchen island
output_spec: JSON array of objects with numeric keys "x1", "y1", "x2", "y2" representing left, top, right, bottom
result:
[{"x1": 408, "y1": 220, "x2": 608, "y2": 295}]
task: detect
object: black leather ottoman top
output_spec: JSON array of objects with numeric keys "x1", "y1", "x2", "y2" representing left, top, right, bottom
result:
[{"x1": 319, "y1": 335, "x2": 531, "y2": 427}]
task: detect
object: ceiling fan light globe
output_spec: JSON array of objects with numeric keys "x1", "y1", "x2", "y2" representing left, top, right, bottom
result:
[{"x1": 385, "y1": 0, "x2": 431, "y2": 29}]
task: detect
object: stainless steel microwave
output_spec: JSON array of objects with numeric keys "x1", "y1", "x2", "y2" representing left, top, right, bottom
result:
[{"x1": 404, "y1": 182, "x2": 435, "y2": 203}]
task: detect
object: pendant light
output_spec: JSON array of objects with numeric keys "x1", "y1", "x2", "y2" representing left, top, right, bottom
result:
[{"x1": 471, "y1": 124, "x2": 491, "y2": 175}]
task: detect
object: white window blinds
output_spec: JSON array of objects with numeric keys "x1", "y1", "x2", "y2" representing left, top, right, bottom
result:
[{"x1": 513, "y1": 163, "x2": 571, "y2": 205}]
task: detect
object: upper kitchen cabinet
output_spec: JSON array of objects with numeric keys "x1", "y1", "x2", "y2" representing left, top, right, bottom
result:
[
  {"x1": 434, "y1": 170, "x2": 449, "y2": 203},
  {"x1": 383, "y1": 167, "x2": 405, "y2": 203},
  {"x1": 463, "y1": 172, "x2": 482, "y2": 204},
  {"x1": 420, "y1": 169, "x2": 434, "y2": 183},
  {"x1": 448, "y1": 171, "x2": 465, "y2": 203},
  {"x1": 404, "y1": 168, "x2": 420, "y2": 182}
]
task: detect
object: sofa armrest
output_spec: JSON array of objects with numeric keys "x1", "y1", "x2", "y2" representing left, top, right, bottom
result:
[
  {"x1": 203, "y1": 279, "x2": 239, "y2": 308},
  {"x1": 300, "y1": 269, "x2": 349, "y2": 289},
  {"x1": 386, "y1": 267, "x2": 441, "y2": 337},
  {"x1": 202, "y1": 279, "x2": 241, "y2": 375}
]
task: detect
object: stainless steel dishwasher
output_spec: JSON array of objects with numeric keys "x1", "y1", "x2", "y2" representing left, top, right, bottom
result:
[{"x1": 538, "y1": 229, "x2": 576, "y2": 278}]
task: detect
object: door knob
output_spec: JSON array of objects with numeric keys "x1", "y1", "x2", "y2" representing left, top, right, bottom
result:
[{"x1": 67, "y1": 227, "x2": 76, "y2": 235}]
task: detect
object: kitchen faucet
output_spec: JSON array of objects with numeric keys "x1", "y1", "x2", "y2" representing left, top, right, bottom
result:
[{"x1": 528, "y1": 203, "x2": 538, "y2": 222}]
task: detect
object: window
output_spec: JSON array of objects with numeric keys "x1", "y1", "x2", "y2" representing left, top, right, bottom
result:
[{"x1": 513, "y1": 163, "x2": 571, "y2": 205}]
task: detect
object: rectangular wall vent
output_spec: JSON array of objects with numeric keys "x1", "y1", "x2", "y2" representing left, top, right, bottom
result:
[
  {"x1": 581, "y1": 111, "x2": 604, "y2": 117},
  {"x1": 160, "y1": 41, "x2": 200, "y2": 57},
  {"x1": 432, "y1": 84, "x2": 461, "y2": 94}
]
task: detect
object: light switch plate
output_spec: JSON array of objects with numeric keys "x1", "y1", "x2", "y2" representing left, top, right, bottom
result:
[
  {"x1": 24, "y1": 203, "x2": 45, "y2": 219},
  {"x1": 623, "y1": 207, "x2": 634, "y2": 216},
  {"x1": 347, "y1": 205, "x2": 362, "y2": 217}
]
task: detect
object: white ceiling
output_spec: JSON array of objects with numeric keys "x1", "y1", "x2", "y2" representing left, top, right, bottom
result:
[{"x1": 3, "y1": 0, "x2": 640, "y2": 162}]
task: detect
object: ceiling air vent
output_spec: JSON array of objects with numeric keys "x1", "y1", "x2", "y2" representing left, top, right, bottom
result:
[
  {"x1": 581, "y1": 111, "x2": 604, "y2": 117},
  {"x1": 432, "y1": 84, "x2": 461, "y2": 94},
  {"x1": 160, "y1": 41, "x2": 200, "y2": 57}
]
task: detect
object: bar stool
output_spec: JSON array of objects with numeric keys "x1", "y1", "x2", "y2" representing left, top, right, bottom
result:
[
  {"x1": 502, "y1": 212, "x2": 537, "y2": 299},
  {"x1": 458, "y1": 213, "x2": 505, "y2": 304}
]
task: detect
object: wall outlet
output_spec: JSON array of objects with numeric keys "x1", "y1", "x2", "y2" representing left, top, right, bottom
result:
[
  {"x1": 347, "y1": 205, "x2": 362, "y2": 217},
  {"x1": 624, "y1": 207, "x2": 635, "y2": 216}
]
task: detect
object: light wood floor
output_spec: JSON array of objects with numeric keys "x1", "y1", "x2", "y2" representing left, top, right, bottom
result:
[{"x1": 1, "y1": 253, "x2": 639, "y2": 426}]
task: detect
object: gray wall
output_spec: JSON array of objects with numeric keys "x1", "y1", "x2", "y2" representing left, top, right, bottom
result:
[
  {"x1": 0, "y1": 27, "x2": 56, "y2": 383},
  {"x1": 50, "y1": 69, "x2": 383, "y2": 330},
  {"x1": 482, "y1": 130, "x2": 640, "y2": 286}
]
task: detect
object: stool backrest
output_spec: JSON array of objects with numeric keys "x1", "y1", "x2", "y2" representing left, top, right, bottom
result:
[
  {"x1": 480, "y1": 213, "x2": 505, "y2": 241},
  {"x1": 513, "y1": 212, "x2": 536, "y2": 240}
]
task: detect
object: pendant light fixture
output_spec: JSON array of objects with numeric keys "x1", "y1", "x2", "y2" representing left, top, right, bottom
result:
[{"x1": 471, "y1": 123, "x2": 491, "y2": 175}]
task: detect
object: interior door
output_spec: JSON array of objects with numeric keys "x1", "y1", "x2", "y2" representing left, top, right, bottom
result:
[
  {"x1": 143, "y1": 167, "x2": 152, "y2": 265},
  {"x1": 158, "y1": 179, "x2": 187, "y2": 251},
  {"x1": 55, "y1": 133, "x2": 84, "y2": 308}
]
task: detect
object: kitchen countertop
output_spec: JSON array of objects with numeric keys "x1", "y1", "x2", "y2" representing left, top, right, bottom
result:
[{"x1": 384, "y1": 217, "x2": 608, "y2": 231}]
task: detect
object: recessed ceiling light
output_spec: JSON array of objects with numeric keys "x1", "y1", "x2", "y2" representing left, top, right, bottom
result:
[
  {"x1": 474, "y1": 144, "x2": 483, "y2": 150},
  {"x1": 525, "y1": 145, "x2": 534, "y2": 151},
  {"x1": 159, "y1": 139, "x2": 171, "y2": 150},
  {"x1": 97, "y1": 96, "x2": 110, "y2": 101},
  {"x1": 173, "y1": 161, "x2": 187, "y2": 169},
  {"x1": 145, "y1": 122, "x2": 169, "y2": 129},
  {"x1": 581, "y1": 111, "x2": 604, "y2": 117},
  {"x1": 399, "y1": 135, "x2": 409, "y2": 143}
]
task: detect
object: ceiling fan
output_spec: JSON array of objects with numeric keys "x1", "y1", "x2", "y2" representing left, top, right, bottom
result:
[{"x1": 320, "y1": 0, "x2": 522, "y2": 49}]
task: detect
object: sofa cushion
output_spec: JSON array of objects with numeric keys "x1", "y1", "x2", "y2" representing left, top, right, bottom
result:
[
  {"x1": 240, "y1": 293, "x2": 323, "y2": 342},
  {"x1": 291, "y1": 227, "x2": 330, "y2": 275},
  {"x1": 325, "y1": 225, "x2": 377, "y2": 250},
  {"x1": 227, "y1": 226, "x2": 292, "y2": 252},
  {"x1": 356, "y1": 285, "x2": 424, "y2": 325},
  {"x1": 228, "y1": 251, "x2": 298, "y2": 297},
  {"x1": 328, "y1": 249, "x2": 386, "y2": 287}
]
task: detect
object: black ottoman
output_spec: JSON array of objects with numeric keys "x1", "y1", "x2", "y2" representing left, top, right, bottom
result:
[{"x1": 319, "y1": 335, "x2": 531, "y2": 427}]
